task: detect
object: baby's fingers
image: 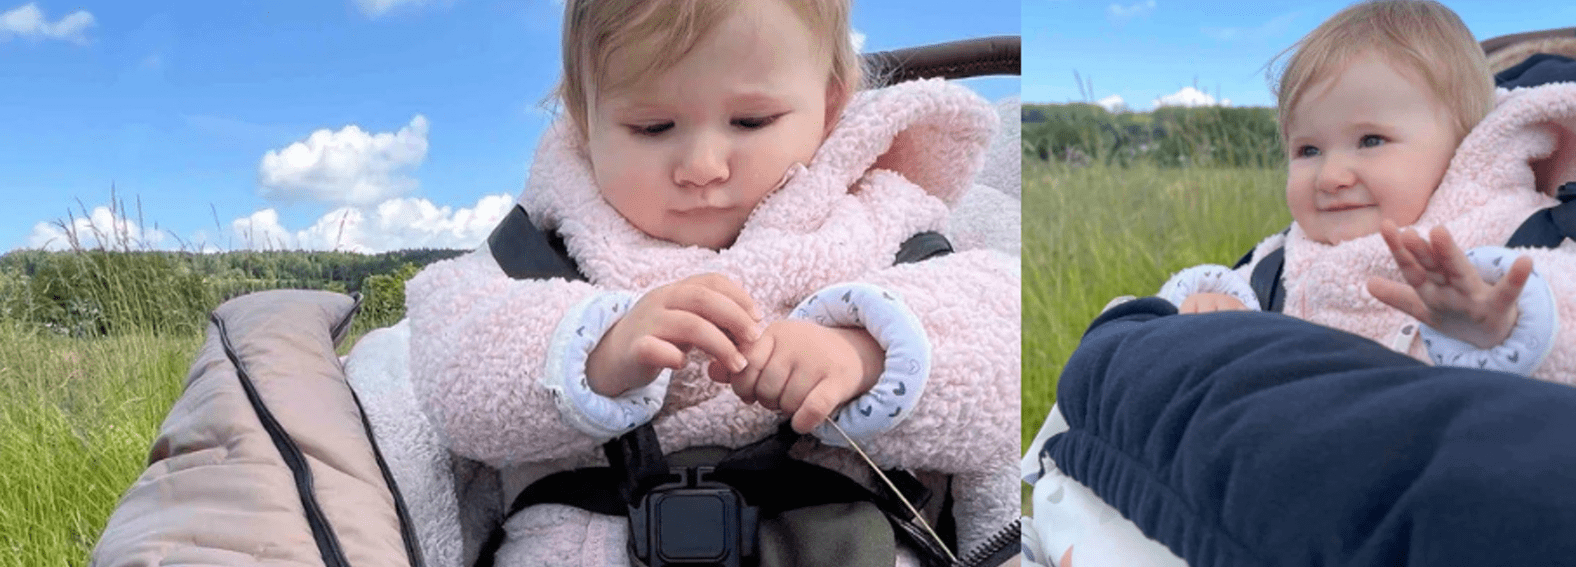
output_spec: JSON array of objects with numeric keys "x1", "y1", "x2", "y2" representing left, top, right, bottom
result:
[
  {"x1": 727, "y1": 334, "x2": 774, "y2": 404},
  {"x1": 1367, "y1": 276, "x2": 1433, "y2": 325},
  {"x1": 669, "y1": 279, "x2": 763, "y2": 346},
  {"x1": 631, "y1": 335, "x2": 687, "y2": 371},
  {"x1": 1398, "y1": 228, "x2": 1446, "y2": 284},
  {"x1": 1379, "y1": 221, "x2": 1428, "y2": 287},
  {"x1": 1428, "y1": 226, "x2": 1479, "y2": 289},
  {"x1": 656, "y1": 311, "x2": 747, "y2": 374},
  {"x1": 1490, "y1": 255, "x2": 1535, "y2": 310},
  {"x1": 685, "y1": 272, "x2": 764, "y2": 318},
  {"x1": 791, "y1": 380, "x2": 854, "y2": 434}
]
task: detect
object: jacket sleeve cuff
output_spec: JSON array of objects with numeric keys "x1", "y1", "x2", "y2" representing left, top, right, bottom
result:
[
  {"x1": 1421, "y1": 246, "x2": 1559, "y2": 376},
  {"x1": 788, "y1": 282, "x2": 931, "y2": 447},
  {"x1": 1157, "y1": 264, "x2": 1261, "y2": 311},
  {"x1": 542, "y1": 290, "x2": 670, "y2": 442}
]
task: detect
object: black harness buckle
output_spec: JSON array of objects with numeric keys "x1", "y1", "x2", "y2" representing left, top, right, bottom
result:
[{"x1": 629, "y1": 466, "x2": 758, "y2": 567}]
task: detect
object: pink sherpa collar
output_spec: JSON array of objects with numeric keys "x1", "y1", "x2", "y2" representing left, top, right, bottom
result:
[{"x1": 514, "y1": 79, "x2": 997, "y2": 309}]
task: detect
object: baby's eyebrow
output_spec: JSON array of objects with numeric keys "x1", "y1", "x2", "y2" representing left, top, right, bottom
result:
[
  {"x1": 1348, "y1": 120, "x2": 1391, "y2": 132},
  {"x1": 725, "y1": 91, "x2": 789, "y2": 110}
]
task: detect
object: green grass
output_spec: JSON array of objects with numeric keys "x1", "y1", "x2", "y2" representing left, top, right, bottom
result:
[
  {"x1": 0, "y1": 195, "x2": 433, "y2": 566},
  {"x1": 0, "y1": 324, "x2": 197, "y2": 567},
  {"x1": 1021, "y1": 161, "x2": 1293, "y2": 451}
]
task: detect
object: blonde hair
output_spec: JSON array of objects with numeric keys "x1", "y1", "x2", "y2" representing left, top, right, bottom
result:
[
  {"x1": 558, "y1": 0, "x2": 864, "y2": 139},
  {"x1": 1274, "y1": 0, "x2": 1493, "y2": 142}
]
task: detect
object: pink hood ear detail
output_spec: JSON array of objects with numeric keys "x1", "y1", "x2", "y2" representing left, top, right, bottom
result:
[
  {"x1": 1421, "y1": 82, "x2": 1576, "y2": 230},
  {"x1": 783, "y1": 78, "x2": 999, "y2": 210}
]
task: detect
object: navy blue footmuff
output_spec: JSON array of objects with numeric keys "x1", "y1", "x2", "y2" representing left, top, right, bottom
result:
[{"x1": 1044, "y1": 297, "x2": 1576, "y2": 567}]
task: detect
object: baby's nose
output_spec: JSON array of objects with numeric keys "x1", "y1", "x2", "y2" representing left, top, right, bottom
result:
[{"x1": 674, "y1": 134, "x2": 729, "y2": 187}]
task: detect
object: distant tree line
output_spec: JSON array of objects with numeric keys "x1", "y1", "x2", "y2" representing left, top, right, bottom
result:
[
  {"x1": 1022, "y1": 103, "x2": 1284, "y2": 169},
  {"x1": 0, "y1": 248, "x2": 466, "y2": 338}
]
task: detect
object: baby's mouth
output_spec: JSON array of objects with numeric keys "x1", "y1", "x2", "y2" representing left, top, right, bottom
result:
[
  {"x1": 1321, "y1": 203, "x2": 1373, "y2": 212},
  {"x1": 672, "y1": 206, "x2": 732, "y2": 218}
]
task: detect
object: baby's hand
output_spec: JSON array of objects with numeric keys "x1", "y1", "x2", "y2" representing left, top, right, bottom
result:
[
  {"x1": 587, "y1": 273, "x2": 763, "y2": 396},
  {"x1": 1367, "y1": 221, "x2": 1532, "y2": 349},
  {"x1": 1179, "y1": 293, "x2": 1248, "y2": 314},
  {"x1": 709, "y1": 319, "x2": 884, "y2": 434}
]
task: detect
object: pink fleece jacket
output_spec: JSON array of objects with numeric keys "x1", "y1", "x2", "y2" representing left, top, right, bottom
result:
[
  {"x1": 1232, "y1": 82, "x2": 1576, "y2": 382},
  {"x1": 405, "y1": 79, "x2": 1021, "y2": 565}
]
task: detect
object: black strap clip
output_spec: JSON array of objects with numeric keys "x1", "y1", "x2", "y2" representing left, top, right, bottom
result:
[{"x1": 610, "y1": 424, "x2": 759, "y2": 567}]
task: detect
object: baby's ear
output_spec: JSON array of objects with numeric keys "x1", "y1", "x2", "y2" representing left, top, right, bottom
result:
[{"x1": 823, "y1": 80, "x2": 848, "y2": 138}]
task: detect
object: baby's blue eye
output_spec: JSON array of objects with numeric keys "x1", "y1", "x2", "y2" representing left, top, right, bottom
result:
[
  {"x1": 1359, "y1": 134, "x2": 1385, "y2": 148},
  {"x1": 1296, "y1": 145, "x2": 1320, "y2": 158},
  {"x1": 628, "y1": 122, "x2": 673, "y2": 136}
]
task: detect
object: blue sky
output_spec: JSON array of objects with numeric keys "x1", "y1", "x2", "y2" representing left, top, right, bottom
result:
[
  {"x1": 1, "y1": 0, "x2": 1019, "y2": 253},
  {"x1": 1025, "y1": 0, "x2": 1576, "y2": 109}
]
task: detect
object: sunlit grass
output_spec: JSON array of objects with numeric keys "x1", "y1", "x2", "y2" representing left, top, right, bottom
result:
[
  {"x1": 0, "y1": 324, "x2": 197, "y2": 567},
  {"x1": 1021, "y1": 161, "x2": 1291, "y2": 451}
]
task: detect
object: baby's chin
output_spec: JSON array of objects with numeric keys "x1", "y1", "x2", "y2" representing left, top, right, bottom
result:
[
  {"x1": 1307, "y1": 222, "x2": 1382, "y2": 246},
  {"x1": 660, "y1": 227, "x2": 744, "y2": 251}
]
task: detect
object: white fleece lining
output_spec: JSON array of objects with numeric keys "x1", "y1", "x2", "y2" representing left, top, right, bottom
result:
[
  {"x1": 542, "y1": 291, "x2": 671, "y2": 441},
  {"x1": 1420, "y1": 246, "x2": 1559, "y2": 376},
  {"x1": 789, "y1": 282, "x2": 932, "y2": 446}
]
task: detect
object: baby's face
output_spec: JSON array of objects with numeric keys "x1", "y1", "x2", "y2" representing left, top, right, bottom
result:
[
  {"x1": 585, "y1": 0, "x2": 832, "y2": 250},
  {"x1": 1283, "y1": 52, "x2": 1461, "y2": 244}
]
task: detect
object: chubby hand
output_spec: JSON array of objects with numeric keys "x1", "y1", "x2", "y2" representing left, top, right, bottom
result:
[
  {"x1": 1366, "y1": 220, "x2": 1532, "y2": 349},
  {"x1": 708, "y1": 319, "x2": 885, "y2": 434},
  {"x1": 587, "y1": 273, "x2": 764, "y2": 397},
  {"x1": 1179, "y1": 292, "x2": 1249, "y2": 314}
]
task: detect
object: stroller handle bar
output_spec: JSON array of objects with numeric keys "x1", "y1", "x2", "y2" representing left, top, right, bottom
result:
[
  {"x1": 863, "y1": 35, "x2": 1021, "y2": 87},
  {"x1": 1481, "y1": 27, "x2": 1576, "y2": 57}
]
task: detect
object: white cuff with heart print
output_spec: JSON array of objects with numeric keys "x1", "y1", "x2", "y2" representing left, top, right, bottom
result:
[
  {"x1": 789, "y1": 282, "x2": 932, "y2": 446},
  {"x1": 542, "y1": 290, "x2": 671, "y2": 442},
  {"x1": 1157, "y1": 264, "x2": 1261, "y2": 311},
  {"x1": 1420, "y1": 246, "x2": 1558, "y2": 376}
]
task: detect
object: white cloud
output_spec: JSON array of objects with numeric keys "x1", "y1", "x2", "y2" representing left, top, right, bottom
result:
[
  {"x1": 1202, "y1": 12, "x2": 1299, "y2": 42},
  {"x1": 24, "y1": 193, "x2": 513, "y2": 254},
  {"x1": 1107, "y1": 0, "x2": 1156, "y2": 21},
  {"x1": 258, "y1": 115, "x2": 430, "y2": 208},
  {"x1": 0, "y1": 2, "x2": 94, "y2": 45},
  {"x1": 1096, "y1": 94, "x2": 1127, "y2": 112},
  {"x1": 1153, "y1": 87, "x2": 1231, "y2": 108},
  {"x1": 850, "y1": 29, "x2": 865, "y2": 53},
  {"x1": 27, "y1": 206, "x2": 167, "y2": 251},
  {"x1": 354, "y1": 0, "x2": 446, "y2": 18},
  {"x1": 229, "y1": 194, "x2": 514, "y2": 253}
]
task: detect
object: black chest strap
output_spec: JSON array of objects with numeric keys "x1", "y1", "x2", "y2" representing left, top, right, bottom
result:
[
  {"x1": 486, "y1": 205, "x2": 583, "y2": 281},
  {"x1": 1507, "y1": 182, "x2": 1576, "y2": 248}
]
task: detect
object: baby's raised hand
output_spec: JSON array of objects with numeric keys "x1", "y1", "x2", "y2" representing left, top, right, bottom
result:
[
  {"x1": 1366, "y1": 220, "x2": 1533, "y2": 349},
  {"x1": 1179, "y1": 293, "x2": 1249, "y2": 314},
  {"x1": 710, "y1": 320, "x2": 884, "y2": 434},
  {"x1": 586, "y1": 273, "x2": 763, "y2": 396}
]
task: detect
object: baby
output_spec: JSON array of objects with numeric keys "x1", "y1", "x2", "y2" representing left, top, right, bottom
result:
[
  {"x1": 404, "y1": 0, "x2": 1021, "y2": 564},
  {"x1": 1158, "y1": 0, "x2": 1572, "y2": 379},
  {"x1": 1031, "y1": 5, "x2": 1576, "y2": 564}
]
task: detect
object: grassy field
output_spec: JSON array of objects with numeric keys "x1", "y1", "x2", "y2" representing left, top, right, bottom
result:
[
  {"x1": 1021, "y1": 160, "x2": 1293, "y2": 450},
  {"x1": 0, "y1": 325, "x2": 198, "y2": 566},
  {"x1": 0, "y1": 232, "x2": 424, "y2": 565}
]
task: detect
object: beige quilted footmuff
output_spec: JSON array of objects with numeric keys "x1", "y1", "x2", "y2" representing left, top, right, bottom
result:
[{"x1": 91, "y1": 290, "x2": 422, "y2": 567}]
